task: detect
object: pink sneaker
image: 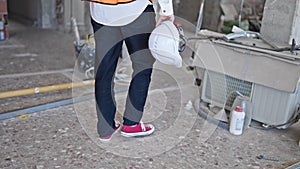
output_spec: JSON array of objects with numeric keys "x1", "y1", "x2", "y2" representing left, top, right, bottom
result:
[
  {"x1": 121, "y1": 122, "x2": 155, "y2": 137},
  {"x1": 99, "y1": 121, "x2": 121, "y2": 142}
]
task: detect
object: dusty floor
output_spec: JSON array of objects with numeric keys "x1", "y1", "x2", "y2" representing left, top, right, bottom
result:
[{"x1": 0, "y1": 20, "x2": 300, "y2": 169}]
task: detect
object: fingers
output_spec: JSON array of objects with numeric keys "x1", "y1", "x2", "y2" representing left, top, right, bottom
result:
[
  {"x1": 155, "y1": 17, "x2": 163, "y2": 27},
  {"x1": 156, "y1": 15, "x2": 175, "y2": 27},
  {"x1": 168, "y1": 15, "x2": 175, "y2": 22}
]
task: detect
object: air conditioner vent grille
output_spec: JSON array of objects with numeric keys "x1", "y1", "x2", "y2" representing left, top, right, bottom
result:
[{"x1": 203, "y1": 71, "x2": 253, "y2": 109}]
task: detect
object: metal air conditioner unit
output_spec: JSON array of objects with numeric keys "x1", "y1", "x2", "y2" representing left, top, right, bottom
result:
[
  {"x1": 193, "y1": 30, "x2": 300, "y2": 127},
  {"x1": 201, "y1": 70, "x2": 300, "y2": 126}
]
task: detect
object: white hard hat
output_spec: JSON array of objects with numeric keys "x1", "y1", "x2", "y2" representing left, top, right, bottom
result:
[{"x1": 149, "y1": 21, "x2": 182, "y2": 68}]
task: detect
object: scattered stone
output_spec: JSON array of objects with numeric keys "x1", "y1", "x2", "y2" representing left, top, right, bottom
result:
[
  {"x1": 5, "y1": 157, "x2": 11, "y2": 161},
  {"x1": 36, "y1": 165, "x2": 44, "y2": 169},
  {"x1": 184, "y1": 100, "x2": 193, "y2": 110}
]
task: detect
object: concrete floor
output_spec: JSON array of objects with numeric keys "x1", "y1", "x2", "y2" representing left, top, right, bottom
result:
[{"x1": 0, "y1": 20, "x2": 300, "y2": 169}]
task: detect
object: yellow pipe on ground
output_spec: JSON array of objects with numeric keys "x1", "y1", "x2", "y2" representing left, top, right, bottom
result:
[{"x1": 0, "y1": 80, "x2": 95, "y2": 99}]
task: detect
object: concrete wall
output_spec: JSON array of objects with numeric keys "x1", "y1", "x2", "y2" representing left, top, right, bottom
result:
[
  {"x1": 175, "y1": 0, "x2": 201, "y2": 24},
  {"x1": 290, "y1": 1, "x2": 300, "y2": 45},
  {"x1": 8, "y1": 0, "x2": 56, "y2": 28},
  {"x1": 7, "y1": 0, "x2": 86, "y2": 30},
  {"x1": 63, "y1": 0, "x2": 85, "y2": 30},
  {"x1": 175, "y1": 0, "x2": 265, "y2": 32},
  {"x1": 8, "y1": 0, "x2": 40, "y2": 25},
  {"x1": 202, "y1": 0, "x2": 222, "y2": 31},
  {"x1": 39, "y1": 0, "x2": 56, "y2": 29},
  {"x1": 260, "y1": 0, "x2": 300, "y2": 46},
  {"x1": 175, "y1": 0, "x2": 224, "y2": 32}
]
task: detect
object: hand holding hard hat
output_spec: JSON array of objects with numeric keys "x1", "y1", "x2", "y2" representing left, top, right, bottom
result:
[{"x1": 149, "y1": 21, "x2": 183, "y2": 68}]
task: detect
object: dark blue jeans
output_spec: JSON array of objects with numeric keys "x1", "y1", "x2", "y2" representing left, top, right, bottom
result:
[{"x1": 91, "y1": 6, "x2": 156, "y2": 137}]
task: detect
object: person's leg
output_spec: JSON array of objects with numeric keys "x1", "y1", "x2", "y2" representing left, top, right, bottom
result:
[
  {"x1": 91, "y1": 19, "x2": 123, "y2": 137},
  {"x1": 122, "y1": 43, "x2": 154, "y2": 125},
  {"x1": 121, "y1": 6, "x2": 156, "y2": 125}
]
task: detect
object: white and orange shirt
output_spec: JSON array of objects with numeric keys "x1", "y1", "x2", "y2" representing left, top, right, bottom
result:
[{"x1": 90, "y1": 0, "x2": 174, "y2": 26}]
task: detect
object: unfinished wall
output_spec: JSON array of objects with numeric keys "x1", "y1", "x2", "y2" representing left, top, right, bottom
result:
[
  {"x1": 202, "y1": 0, "x2": 222, "y2": 31},
  {"x1": 8, "y1": 0, "x2": 40, "y2": 25},
  {"x1": 7, "y1": 0, "x2": 86, "y2": 31},
  {"x1": 175, "y1": 0, "x2": 265, "y2": 32},
  {"x1": 175, "y1": 0, "x2": 201, "y2": 25},
  {"x1": 175, "y1": 0, "x2": 223, "y2": 32},
  {"x1": 260, "y1": 0, "x2": 300, "y2": 46},
  {"x1": 63, "y1": 0, "x2": 85, "y2": 30},
  {"x1": 39, "y1": 0, "x2": 56, "y2": 29},
  {"x1": 8, "y1": 0, "x2": 56, "y2": 28},
  {"x1": 290, "y1": 1, "x2": 300, "y2": 45}
]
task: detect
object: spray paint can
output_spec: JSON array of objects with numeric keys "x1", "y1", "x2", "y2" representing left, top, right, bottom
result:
[
  {"x1": 229, "y1": 106, "x2": 245, "y2": 135},
  {"x1": 0, "y1": 21, "x2": 5, "y2": 40}
]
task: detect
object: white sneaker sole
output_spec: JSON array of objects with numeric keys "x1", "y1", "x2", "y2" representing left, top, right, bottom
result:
[{"x1": 121, "y1": 126, "x2": 155, "y2": 138}]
